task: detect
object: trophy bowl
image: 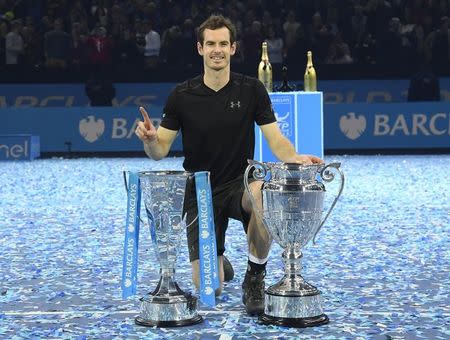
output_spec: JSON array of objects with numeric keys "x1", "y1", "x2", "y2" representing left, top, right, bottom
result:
[
  {"x1": 135, "y1": 171, "x2": 203, "y2": 327},
  {"x1": 244, "y1": 161, "x2": 344, "y2": 328}
]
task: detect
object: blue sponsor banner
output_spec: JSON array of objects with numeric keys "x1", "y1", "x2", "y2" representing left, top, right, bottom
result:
[
  {"x1": 255, "y1": 91, "x2": 324, "y2": 161},
  {"x1": 325, "y1": 102, "x2": 450, "y2": 149},
  {"x1": 1, "y1": 79, "x2": 450, "y2": 108},
  {"x1": 1, "y1": 107, "x2": 182, "y2": 152},
  {"x1": 2, "y1": 102, "x2": 449, "y2": 153}
]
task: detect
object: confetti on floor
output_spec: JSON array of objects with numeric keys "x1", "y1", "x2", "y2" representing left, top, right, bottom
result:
[{"x1": 1, "y1": 155, "x2": 449, "y2": 339}]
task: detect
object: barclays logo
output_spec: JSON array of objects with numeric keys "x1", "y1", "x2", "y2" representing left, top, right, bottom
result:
[
  {"x1": 201, "y1": 229, "x2": 210, "y2": 239},
  {"x1": 79, "y1": 115, "x2": 105, "y2": 142},
  {"x1": 339, "y1": 112, "x2": 366, "y2": 140}
]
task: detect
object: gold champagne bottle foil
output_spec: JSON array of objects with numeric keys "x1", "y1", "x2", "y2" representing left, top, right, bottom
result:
[
  {"x1": 304, "y1": 51, "x2": 317, "y2": 92},
  {"x1": 258, "y1": 42, "x2": 273, "y2": 92}
]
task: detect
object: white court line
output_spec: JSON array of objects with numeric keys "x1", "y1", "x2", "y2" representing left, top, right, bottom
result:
[{"x1": 4, "y1": 310, "x2": 449, "y2": 318}]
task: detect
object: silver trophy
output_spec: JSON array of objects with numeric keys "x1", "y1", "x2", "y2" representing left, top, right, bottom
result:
[
  {"x1": 244, "y1": 161, "x2": 344, "y2": 328},
  {"x1": 135, "y1": 171, "x2": 203, "y2": 327}
]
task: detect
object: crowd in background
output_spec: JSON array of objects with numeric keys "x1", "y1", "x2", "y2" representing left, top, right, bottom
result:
[{"x1": 1, "y1": 0, "x2": 450, "y2": 79}]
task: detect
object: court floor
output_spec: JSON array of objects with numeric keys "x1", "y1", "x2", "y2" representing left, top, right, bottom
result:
[{"x1": 1, "y1": 155, "x2": 449, "y2": 339}]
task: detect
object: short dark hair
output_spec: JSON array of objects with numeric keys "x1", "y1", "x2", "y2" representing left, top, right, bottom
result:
[{"x1": 197, "y1": 14, "x2": 236, "y2": 45}]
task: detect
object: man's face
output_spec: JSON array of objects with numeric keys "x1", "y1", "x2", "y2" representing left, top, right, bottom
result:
[{"x1": 197, "y1": 27, "x2": 236, "y2": 71}]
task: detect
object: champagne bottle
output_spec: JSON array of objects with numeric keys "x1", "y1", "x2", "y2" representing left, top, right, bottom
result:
[
  {"x1": 258, "y1": 42, "x2": 272, "y2": 92},
  {"x1": 304, "y1": 51, "x2": 317, "y2": 92},
  {"x1": 276, "y1": 66, "x2": 295, "y2": 92}
]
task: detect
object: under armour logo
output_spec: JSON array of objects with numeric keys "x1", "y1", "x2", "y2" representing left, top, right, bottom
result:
[{"x1": 230, "y1": 101, "x2": 241, "y2": 109}]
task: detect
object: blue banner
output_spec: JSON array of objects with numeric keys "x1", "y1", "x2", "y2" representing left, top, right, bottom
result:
[
  {"x1": 325, "y1": 102, "x2": 450, "y2": 149},
  {"x1": 1, "y1": 107, "x2": 182, "y2": 152},
  {"x1": 1, "y1": 102, "x2": 449, "y2": 153},
  {"x1": 121, "y1": 172, "x2": 141, "y2": 299},
  {"x1": 194, "y1": 171, "x2": 219, "y2": 307}
]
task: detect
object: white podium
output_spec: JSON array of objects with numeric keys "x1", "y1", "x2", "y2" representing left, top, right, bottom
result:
[{"x1": 254, "y1": 91, "x2": 323, "y2": 161}]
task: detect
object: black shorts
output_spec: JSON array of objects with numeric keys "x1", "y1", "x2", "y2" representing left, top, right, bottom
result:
[{"x1": 183, "y1": 175, "x2": 254, "y2": 262}]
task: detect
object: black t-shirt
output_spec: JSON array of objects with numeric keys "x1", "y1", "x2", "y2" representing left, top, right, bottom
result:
[{"x1": 160, "y1": 72, "x2": 276, "y2": 188}]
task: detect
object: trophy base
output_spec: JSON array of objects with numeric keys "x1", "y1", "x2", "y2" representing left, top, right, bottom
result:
[
  {"x1": 259, "y1": 313, "x2": 329, "y2": 328},
  {"x1": 135, "y1": 315, "x2": 203, "y2": 328},
  {"x1": 135, "y1": 293, "x2": 203, "y2": 328},
  {"x1": 260, "y1": 288, "x2": 329, "y2": 328}
]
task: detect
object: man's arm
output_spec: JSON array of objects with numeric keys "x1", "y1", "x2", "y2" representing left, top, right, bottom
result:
[
  {"x1": 143, "y1": 126, "x2": 178, "y2": 160},
  {"x1": 260, "y1": 122, "x2": 323, "y2": 164},
  {"x1": 135, "y1": 106, "x2": 178, "y2": 160}
]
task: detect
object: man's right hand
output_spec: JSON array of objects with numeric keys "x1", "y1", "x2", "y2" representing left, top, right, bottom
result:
[{"x1": 135, "y1": 106, "x2": 157, "y2": 144}]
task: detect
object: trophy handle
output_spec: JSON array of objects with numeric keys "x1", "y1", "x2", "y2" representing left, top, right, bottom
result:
[
  {"x1": 244, "y1": 160, "x2": 269, "y2": 227},
  {"x1": 312, "y1": 162, "x2": 345, "y2": 244}
]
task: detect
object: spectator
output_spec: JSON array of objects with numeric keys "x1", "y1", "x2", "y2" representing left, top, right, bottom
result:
[
  {"x1": 285, "y1": 25, "x2": 310, "y2": 70},
  {"x1": 69, "y1": 21, "x2": 88, "y2": 70},
  {"x1": 85, "y1": 26, "x2": 113, "y2": 71},
  {"x1": 178, "y1": 18, "x2": 197, "y2": 68},
  {"x1": 0, "y1": 19, "x2": 8, "y2": 65},
  {"x1": 166, "y1": 2, "x2": 184, "y2": 27},
  {"x1": 325, "y1": 6, "x2": 340, "y2": 36},
  {"x1": 41, "y1": 15, "x2": 54, "y2": 34},
  {"x1": 310, "y1": 12, "x2": 333, "y2": 64},
  {"x1": 283, "y1": 10, "x2": 301, "y2": 50},
  {"x1": 109, "y1": 4, "x2": 128, "y2": 39},
  {"x1": 354, "y1": 32, "x2": 376, "y2": 64},
  {"x1": 351, "y1": 5, "x2": 368, "y2": 45},
  {"x1": 45, "y1": 0, "x2": 67, "y2": 20},
  {"x1": 265, "y1": 25, "x2": 283, "y2": 65},
  {"x1": 143, "y1": 20, "x2": 160, "y2": 69},
  {"x1": 430, "y1": 16, "x2": 450, "y2": 74},
  {"x1": 378, "y1": 17, "x2": 403, "y2": 66},
  {"x1": 113, "y1": 27, "x2": 141, "y2": 74},
  {"x1": 69, "y1": 0, "x2": 88, "y2": 30},
  {"x1": 261, "y1": 10, "x2": 273, "y2": 29},
  {"x1": 89, "y1": 0, "x2": 109, "y2": 29},
  {"x1": 161, "y1": 25, "x2": 182, "y2": 65},
  {"x1": 21, "y1": 20, "x2": 42, "y2": 67},
  {"x1": 5, "y1": 19, "x2": 23, "y2": 65},
  {"x1": 242, "y1": 20, "x2": 264, "y2": 69},
  {"x1": 44, "y1": 18, "x2": 71, "y2": 69},
  {"x1": 142, "y1": 2, "x2": 160, "y2": 31},
  {"x1": 325, "y1": 32, "x2": 354, "y2": 64},
  {"x1": 134, "y1": 18, "x2": 146, "y2": 56},
  {"x1": 228, "y1": 5, "x2": 243, "y2": 37}
]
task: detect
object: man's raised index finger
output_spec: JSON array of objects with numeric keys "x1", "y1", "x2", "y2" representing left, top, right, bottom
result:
[{"x1": 139, "y1": 106, "x2": 152, "y2": 127}]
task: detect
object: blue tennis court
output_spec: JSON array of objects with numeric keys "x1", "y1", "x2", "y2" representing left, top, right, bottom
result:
[{"x1": 1, "y1": 155, "x2": 449, "y2": 339}]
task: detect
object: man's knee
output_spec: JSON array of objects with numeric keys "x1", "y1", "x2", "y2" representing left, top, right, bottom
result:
[{"x1": 242, "y1": 181, "x2": 263, "y2": 214}]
